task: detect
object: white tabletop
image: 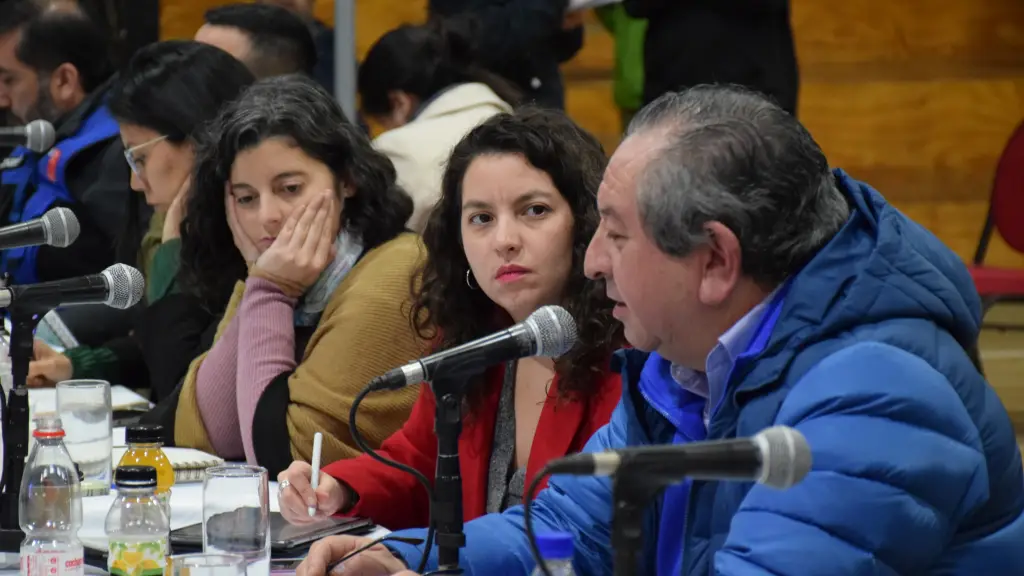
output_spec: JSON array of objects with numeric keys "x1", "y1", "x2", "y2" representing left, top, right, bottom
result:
[{"x1": 2, "y1": 390, "x2": 390, "y2": 573}]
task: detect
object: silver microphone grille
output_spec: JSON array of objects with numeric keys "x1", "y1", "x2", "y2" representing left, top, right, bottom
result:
[
  {"x1": 754, "y1": 426, "x2": 812, "y2": 489},
  {"x1": 101, "y1": 264, "x2": 145, "y2": 310},
  {"x1": 26, "y1": 119, "x2": 56, "y2": 153},
  {"x1": 523, "y1": 305, "x2": 578, "y2": 358},
  {"x1": 41, "y1": 207, "x2": 80, "y2": 248}
]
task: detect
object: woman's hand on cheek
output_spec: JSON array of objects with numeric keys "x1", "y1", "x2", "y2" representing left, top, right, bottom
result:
[
  {"x1": 252, "y1": 190, "x2": 336, "y2": 297},
  {"x1": 225, "y1": 188, "x2": 260, "y2": 265}
]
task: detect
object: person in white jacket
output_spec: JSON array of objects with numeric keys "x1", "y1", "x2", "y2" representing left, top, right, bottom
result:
[{"x1": 358, "y1": 17, "x2": 519, "y2": 232}]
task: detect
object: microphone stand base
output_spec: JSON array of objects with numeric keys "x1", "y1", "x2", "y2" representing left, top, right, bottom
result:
[
  {"x1": 611, "y1": 472, "x2": 677, "y2": 576},
  {"x1": 431, "y1": 373, "x2": 472, "y2": 572}
]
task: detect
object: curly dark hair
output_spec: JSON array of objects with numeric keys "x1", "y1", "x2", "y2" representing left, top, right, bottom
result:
[
  {"x1": 180, "y1": 74, "x2": 414, "y2": 308},
  {"x1": 412, "y1": 107, "x2": 623, "y2": 406}
]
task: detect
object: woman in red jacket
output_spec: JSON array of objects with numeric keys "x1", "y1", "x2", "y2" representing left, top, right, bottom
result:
[{"x1": 276, "y1": 106, "x2": 623, "y2": 529}]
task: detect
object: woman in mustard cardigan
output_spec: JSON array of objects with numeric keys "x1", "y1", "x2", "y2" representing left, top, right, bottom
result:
[{"x1": 172, "y1": 75, "x2": 429, "y2": 475}]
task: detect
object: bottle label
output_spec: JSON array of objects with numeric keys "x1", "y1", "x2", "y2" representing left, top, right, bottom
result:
[
  {"x1": 19, "y1": 550, "x2": 85, "y2": 576},
  {"x1": 107, "y1": 538, "x2": 168, "y2": 576}
]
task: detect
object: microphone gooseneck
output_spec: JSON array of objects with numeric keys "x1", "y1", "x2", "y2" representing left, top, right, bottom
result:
[
  {"x1": 367, "y1": 304, "x2": 578, "y2": 391},
  {"x1": 0, "y1": 264, "x2": 145, "y2": 311},
  {"x1": 0, "y1": 120, "x2": 57, "y2": 154},
  {"x1": 544, "y1": 425, "x2": 813, "y2": 489},
  {"x1": 0, "y1": 207, "x2": 81, "y2": 251}
]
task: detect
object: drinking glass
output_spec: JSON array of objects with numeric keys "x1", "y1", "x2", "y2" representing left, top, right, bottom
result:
[
  {"x1": 55, "y1": 379, "x2": 112, "y2": 495},
  {"x1": 168, "y1": 553, "x2": 246, "y2": 576},
  {"x1": 203, "y1": 465, "x2": 270, "y2": 576}
]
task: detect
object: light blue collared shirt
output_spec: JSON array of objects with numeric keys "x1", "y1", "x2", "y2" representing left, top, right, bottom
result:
[{"x1": 670, "y1": 288, "x2": 780, "y2": 426}]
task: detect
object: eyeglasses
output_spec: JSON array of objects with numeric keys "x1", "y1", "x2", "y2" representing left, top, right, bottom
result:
[{"x1": 123, "y1": 134, "x2": 168, "y2": 177}]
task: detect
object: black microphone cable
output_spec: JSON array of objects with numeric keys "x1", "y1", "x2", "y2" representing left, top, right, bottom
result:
[{"x1": 348, "y1": 383, "x2": 436, "y2": 574}]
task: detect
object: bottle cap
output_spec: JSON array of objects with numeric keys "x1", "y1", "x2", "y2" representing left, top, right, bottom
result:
[
  {"x1": 32, "y1": 415, "x2": 65, "y2": 439},
  {"x1": 114, "y1": 465, "x2": 157, "y2": 488},
  {"x1": 126, "y1": 424, "x2": 164, "y2": 444},
  {"x1": 536, "y1": 532, "x2": 573, "y2": 560}
]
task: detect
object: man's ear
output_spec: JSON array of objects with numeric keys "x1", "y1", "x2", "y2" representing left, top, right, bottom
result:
[
  {"x1": 49, "y1": 62, "x2": 84, "y2": 110},
  {"x1": 697, "y1": 221, "x2": 743, "y2": 307}
]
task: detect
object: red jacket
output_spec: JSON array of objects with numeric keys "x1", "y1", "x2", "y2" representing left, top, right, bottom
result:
[{"x1": 323, "y1": 363, "x2": 622, "y2": 530}]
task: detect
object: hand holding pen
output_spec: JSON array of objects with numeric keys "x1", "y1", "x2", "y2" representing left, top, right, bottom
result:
[{"x1": 276, "y1": 433, "x2": 351, "y2": 524}]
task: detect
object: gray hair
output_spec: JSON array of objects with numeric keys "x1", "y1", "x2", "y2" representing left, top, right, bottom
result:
[{"x1": 626, "y1": 84, "x2": 850, "y2": 287}]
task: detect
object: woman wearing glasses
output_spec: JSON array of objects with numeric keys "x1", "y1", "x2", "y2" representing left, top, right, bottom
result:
[{"x1": 28, "y1": 40, "x2": 256, "y2": 402}]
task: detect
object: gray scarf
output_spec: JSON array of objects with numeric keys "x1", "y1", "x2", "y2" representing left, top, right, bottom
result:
[{"x1": 293, "y1": 229, "x2": 364, "y2": 326}]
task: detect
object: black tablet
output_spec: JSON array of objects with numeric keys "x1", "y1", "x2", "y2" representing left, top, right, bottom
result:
[{"x1": 169, "y1": 511, "x2": 374, "y2": 555}]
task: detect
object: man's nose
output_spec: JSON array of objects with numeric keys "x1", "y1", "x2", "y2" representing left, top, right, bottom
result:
[{"x1": 584, "y1": 231, "x2": 608, "y2": 280}]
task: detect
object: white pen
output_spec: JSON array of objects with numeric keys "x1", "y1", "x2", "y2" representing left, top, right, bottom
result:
[{"x1": 308, "y1": 432, "x2": 323, "y2": 517}]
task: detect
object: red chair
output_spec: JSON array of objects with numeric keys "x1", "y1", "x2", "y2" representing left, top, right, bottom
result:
[{"x1": 968, "y1": 118, "x2": 1024, "y2": 330}]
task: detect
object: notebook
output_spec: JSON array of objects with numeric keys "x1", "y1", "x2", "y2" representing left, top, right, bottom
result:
[
  {"x1": 28, "y1": 385, "x2": 152, "y2": 415},
  {"x1": 111, "y1": 446, "x2": 225, "y2": 483}
]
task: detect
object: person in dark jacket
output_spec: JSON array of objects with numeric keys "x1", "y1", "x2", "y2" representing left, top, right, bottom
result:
[
  {"x1": 625, "y1": 0, "x2": 799, "y2": 115},
  {"x1": 429, "y1": 0, "x2": 583, "y2": 110},
  {"x1": 0, "y1": 108, "x2": 15, "y2": 161},
  {"x1": 195, "y1": 3, "x2": 317, "y2": 81},
  {"x1": 0, "y1": 0, "x2": 140, "y2": 285},
  {"x1": 28, "y1": 41, "x2": 256, "y2": 401},
  {"x1": 257, "y1": 0, "x2": 335, "y2": 95}
]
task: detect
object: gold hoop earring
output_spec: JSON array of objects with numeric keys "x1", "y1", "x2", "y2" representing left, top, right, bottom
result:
[{"x1": 465, "y1": 269, "x2": 478, "y2": 290}]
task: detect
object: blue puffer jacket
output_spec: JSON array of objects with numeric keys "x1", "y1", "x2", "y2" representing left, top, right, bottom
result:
[{"x1": 389, "y1": 169, "x2": 1024, "y2": 575}]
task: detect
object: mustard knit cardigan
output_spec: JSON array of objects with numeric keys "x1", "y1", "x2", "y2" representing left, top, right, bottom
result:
[{"x1": 174, "y1": 233, "x2": 430, "y2": 465}]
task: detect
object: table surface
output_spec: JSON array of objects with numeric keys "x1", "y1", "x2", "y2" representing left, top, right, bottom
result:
[{"x1": 1, "y1": 393, "x2": 391, "y2": 574}]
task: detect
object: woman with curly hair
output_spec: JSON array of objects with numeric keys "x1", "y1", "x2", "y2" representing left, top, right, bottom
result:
[
  {"x1": 170, "y1": 75, "x2": 430, "y2": 475},
  {"x1": 277, "y1": 107, "x2": 624, "y2": 530}
]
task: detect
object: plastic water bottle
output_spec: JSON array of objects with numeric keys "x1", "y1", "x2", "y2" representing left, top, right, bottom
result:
[
  {"x1": 105, "y1": 466, "x2": 170, "y2": 576},
  {"x1": 530, "y1": 532, "x2": 576, "y2": 576},
  {"x1": 19, "y1": 416, "x2": 84, "y2": 576}
]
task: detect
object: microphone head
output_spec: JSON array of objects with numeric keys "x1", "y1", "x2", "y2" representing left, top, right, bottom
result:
[
  {"x1": 100, "y1": 264, "x2": 145, "y2": 310},
  {"x1": 41, "y1": 207, "x2": 80, "y2": 248},
  {"x1": 754, "y1": 426, "x2": 812, "y2": 489},
  {"x1": 523, "y1": 305, "x2": 578, "y2": 358},
  {"x1": 25, "y1": 119, "x2": 56, "y2": 153}
]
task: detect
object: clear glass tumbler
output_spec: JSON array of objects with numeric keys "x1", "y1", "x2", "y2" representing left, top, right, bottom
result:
[
  {"x1": 167, "y1": 553, "x2": 246, "y2": 576},
  {"x1": 55, "y1": 379, "x2": 112, "y2": 495},
  {"x1": 202, "y1": 465, "x2": 270, "y2": 576}
]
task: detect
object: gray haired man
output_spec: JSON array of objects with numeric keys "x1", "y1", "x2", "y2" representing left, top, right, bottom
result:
[{"x1": 299, "y1": 85, "x2": 1024, "y2": 576}]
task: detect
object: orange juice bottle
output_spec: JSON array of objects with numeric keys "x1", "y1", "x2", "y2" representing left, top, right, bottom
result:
[{"x1": 117, "y1": 424, "x2": 174, "y2": 520}]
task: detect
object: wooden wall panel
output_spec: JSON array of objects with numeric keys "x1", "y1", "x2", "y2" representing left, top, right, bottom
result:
[
  {"x1": 160, "y1": 0, "x2": 235, "y2": 40},
  {"x1": 800, "y1": 77, "x2": 1024, "y2": 203},
  {"x1": 791, "y1": 0, "x2": 1024, "y2": 73}
]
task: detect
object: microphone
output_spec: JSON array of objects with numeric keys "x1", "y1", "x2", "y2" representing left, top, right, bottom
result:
[
  {"x1": 0, "y1": 120, "x2": 56, "y2": 153},
  {"x1": 367, "y1": 305, "x2": 578, "y2": 391},
  {"x1": 0, "y1": 207, "x2": 80, "y2": 250},
  {"x1": 546, "y1": 426, "x2": 812, "y2": 489},
  {"x1": 0, "y1": 263, "x2": 145, "y2": 311}
]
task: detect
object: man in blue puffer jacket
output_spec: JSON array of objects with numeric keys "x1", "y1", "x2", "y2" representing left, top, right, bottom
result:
[{"x1": 299, "y1": 85, "x2": 1024, "y2": 575}]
